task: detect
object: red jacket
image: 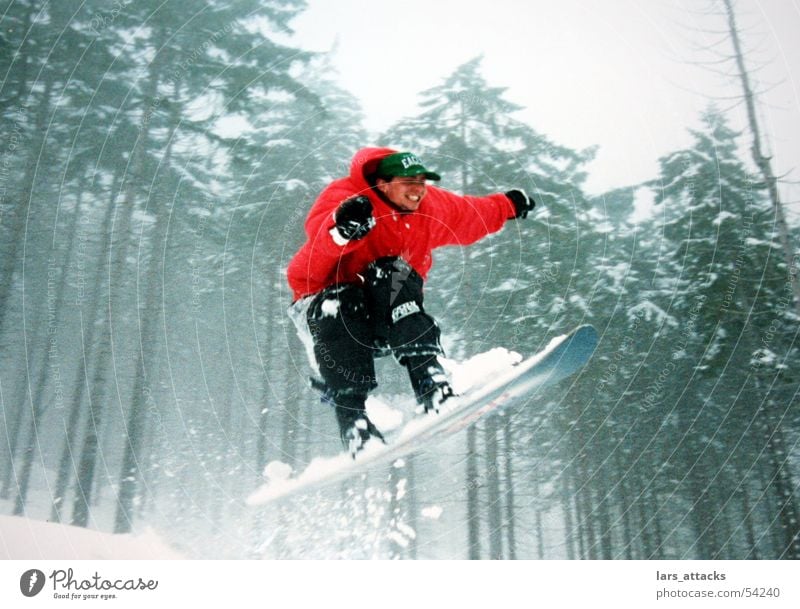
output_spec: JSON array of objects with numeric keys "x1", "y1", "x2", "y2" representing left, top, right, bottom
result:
[{"x1": 287, "y1": 147, "x2": 516, "y2": 301}]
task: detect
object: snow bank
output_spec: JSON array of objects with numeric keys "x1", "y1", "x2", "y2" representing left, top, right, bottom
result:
[
  {"x1": 0, "y1": 515, "x2": 184, "y2": 560},
  {"x1": 442, "y1": 347, "x2": 523, "y2": 394}
]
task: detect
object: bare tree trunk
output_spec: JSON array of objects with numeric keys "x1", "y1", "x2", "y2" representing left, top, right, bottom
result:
[
  {"x1": 561, "y1": 469, "x2": 576, "y2": 560},
  {"x1": 279, "y1": 346, "x2": 299, "y2": 467},
  {"x1": 466, "y1": 426, "x2": 481, "y2": 559},
  {"x1": 531, "y1": 465, "x2": 545, "y2": 559},
  {"x1": 0, "y1": 7, "x2": 45, "y2": 333},
  {"x1": 571, "y1": 424, "x2": 596, "y2": 559},
  {"x1": 688, "y1": 469, "x2": 718, "y2": 558},
  {"x1": 11, "y1": 398, "x2": 38, "y2": 516},
  {"x1": 649, "y1": 486, "x2": 666, "y2": 559},
  {"x1": 47, "y1": 189, "x2": 85, "y2": 522},
  {"x1": 723, "y1": 0, "x2": 800, "y2": 316},
  {"x1": 575, "y1": 484, "x2": 587, "y2": 560},
  {"x1": 737, "y1": 472, "x2": 759, "y2": 559},
  {"x1": 257, "y1": 274, "x2": 276, "y2": 472},
  {"x1": 0, "y1": 377, "x2": 27, "y2": 499},
  {"x1": 485, "y1": 418, "x2": 502, "y2": 559},
  {"x1": 763, "y1": 420, "x2": 800, "y2": 559},
  {"x1": 114, "y1": 226, "x2": 161, "y2": 533},
  {"x1": 108, "y1": 27, "x2": 176, "y2": 532},
  {"x1": 596, "y1": 486, "x2": 613, "y2": 559},
  {"x1": 0, "y1": 2, "x2": 36, "y2": 490},
  {"x1": 635, "y1": 472, "x2": 653, "y2": 559},
  {"x1": 613, "y1": 449, "x2": 634, "y2": 559},
  {"x1": 109, "y1": 299, "x2": 148, "y2": 527},
  {"x1": 70, "y1": 175, "x2": 122, "y2": 527},
  {"x1": 502, "y1": 413, "x2": 517, "y2": 559},
  {"x1": 718, "y1": 8, "x2": 800, "y2": 540},
  {"x1": 405, "y1": 455, "x2": 418, "y2": 560},
  {"x1": 5, "y1": 74, "x2": 55, "y2": 516},
  {"x1": 114, "y1": 100, "x2": 177, "y2": 533},
  {"x1": 11, "y1": 221, "x2": 64, "y2": 515},
  {"x1": 11, "y1": 334, "x2": 53, "y2": 516}
]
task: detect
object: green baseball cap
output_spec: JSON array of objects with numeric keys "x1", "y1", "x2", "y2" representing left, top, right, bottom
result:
[{"x1": 378, "y1": 152, "x2": 441, "y2": 181}]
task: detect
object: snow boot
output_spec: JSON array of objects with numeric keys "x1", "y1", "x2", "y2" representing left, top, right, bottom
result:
[
  {"x1": 332, "y1": 393, "x2": 385, "y2": 458},
  {"x1": 340, "y1": 415, "x2": 386, "y2": 458},
  {"x1": 418, "y1": 376, "x2": 455, "y2": 414},
  {"x1": 404, "y1": 354, "x2": 454, "y2": 414}
]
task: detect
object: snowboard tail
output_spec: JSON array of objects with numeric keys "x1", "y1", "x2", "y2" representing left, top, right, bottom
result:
[{"x1": 247, "y1": 324, "x2": 598, "y2": 507}]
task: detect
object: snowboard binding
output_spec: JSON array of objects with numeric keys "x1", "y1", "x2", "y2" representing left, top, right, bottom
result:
[
  {"x1": 404, "y1": 354, "x2": 454, "y2": 414},
  {"x1": 340, "y1": 415, "x2": 386, "y2": 458},
  {"x1": 417, "y1": 377, "x2": 455, "y2": 414}
]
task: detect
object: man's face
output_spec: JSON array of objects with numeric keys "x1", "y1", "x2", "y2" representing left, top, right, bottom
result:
[{"x1": 376, "y1": 175, "x2": 428, "y2": 212}]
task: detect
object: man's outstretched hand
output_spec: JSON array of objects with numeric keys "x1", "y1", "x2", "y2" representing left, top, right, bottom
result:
[{"x1": 506, "y1": 189, "x2": 535, "y2": 219}]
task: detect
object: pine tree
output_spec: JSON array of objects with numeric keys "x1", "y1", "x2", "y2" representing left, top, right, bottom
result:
[{"x1": 645, "y1": 108, "x2": 799, "y2": 558}]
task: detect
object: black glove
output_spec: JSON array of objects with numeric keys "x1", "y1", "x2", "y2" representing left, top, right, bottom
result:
[
  {"x1": 335, "y1": 195, "x2": 375, "y2": 240},
  {"x1": 506, "y1": 189, "x2": 535, "y2": 219}
]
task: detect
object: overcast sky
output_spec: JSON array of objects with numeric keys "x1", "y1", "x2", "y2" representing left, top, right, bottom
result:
[{"x1": 289, "y1": 0, "x2": 799, "y2": 210}]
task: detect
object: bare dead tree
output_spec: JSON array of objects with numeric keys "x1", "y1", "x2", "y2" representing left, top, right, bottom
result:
[{"x1": 722, "y1": 0, "x2": 800, "y2": 318}]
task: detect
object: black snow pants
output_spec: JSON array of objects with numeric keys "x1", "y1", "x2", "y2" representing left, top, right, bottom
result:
[{"x1": 299, "y1": 257, "x2": 444, "y2": 402}]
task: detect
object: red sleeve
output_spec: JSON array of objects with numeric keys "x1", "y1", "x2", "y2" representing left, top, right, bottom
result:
[
  {"x1": 427, "y1": 188, "x2": 516, "y2": 248},
  {"x1": 286, "y1": 180, "x2": 369, "y2": 298}
]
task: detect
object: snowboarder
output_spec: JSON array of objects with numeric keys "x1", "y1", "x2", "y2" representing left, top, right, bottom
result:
[{"x1": 287, "y1": 147, "x2": 535, "y2": 455}]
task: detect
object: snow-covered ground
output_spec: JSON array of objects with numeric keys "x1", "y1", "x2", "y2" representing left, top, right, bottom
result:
[{"x1": 0, "y1": 514, "x2": 184, "y2": 559}]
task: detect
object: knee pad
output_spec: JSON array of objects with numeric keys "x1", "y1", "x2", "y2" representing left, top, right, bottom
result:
[
  {"x1": 363, "y1": 257, "x2": 423, "y2": 338},
  {"x1": 362, "y1": 257, "x2": 443, "y2": 360}
]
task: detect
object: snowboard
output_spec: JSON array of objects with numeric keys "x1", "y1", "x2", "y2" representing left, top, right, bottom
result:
[{"x1": 247, "y1": 324, "x2": 598, "y2": 507}]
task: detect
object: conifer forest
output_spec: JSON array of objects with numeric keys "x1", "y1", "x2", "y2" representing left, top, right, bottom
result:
[{"x1": 1, "y1": 0, "x2": 798, "y2": 559}]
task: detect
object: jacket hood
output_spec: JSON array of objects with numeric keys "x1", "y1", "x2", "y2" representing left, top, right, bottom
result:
[{"x1": 349, "y1": 147, "x2": 397, "y2": 190}]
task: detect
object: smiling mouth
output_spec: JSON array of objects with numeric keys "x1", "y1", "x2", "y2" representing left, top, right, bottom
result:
[{"x1": 407, "y1": 195, "x2": 420, "y2": 202}]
